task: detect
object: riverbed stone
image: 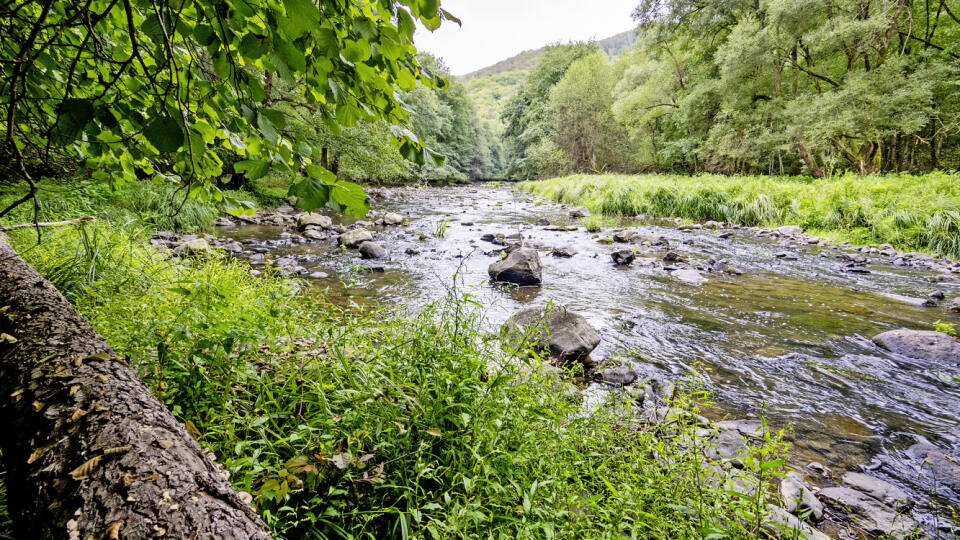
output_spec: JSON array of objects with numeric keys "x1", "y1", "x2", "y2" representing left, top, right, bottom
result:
[
  {"x1": 359, "y1": 241, "x2": 387, "y2": 259},
  {"x1": 611, "y1": 249, "x2": 635, "y2": 266},
  {"x1": 173, "y1": 238, "x2": 212, "y2": 256},
  {"x1": 671, "y1": 268, "x2": 707, "y2": 286},
  {"x1": 338, "y1": 229, "x2": 374, "y2": 248},
  {"x1": 776, "y1": 225, "x2": 803, "y2": 236},
  {"x1": 781, "y1": 473, "x2": 824, "y2": 521},
  {"x1": 764, "y1": 505, "x2": 832, "y2": 540},
  {"x1": 597, "y1": 366, "x2": 637, "y2": 386},
  {"x1": 503, "y1": 305, "x2": 601, "y2": 364},
  {"x1": 551, "y1": 246, "x2": 577, "y2": 258},
  {"x1": 303, "y1": 229, "x2": 326, "y2": 240},
  {"x1": 878, "y1": 292, "x2": 936, "y2": 307},
  {"x1": 297, "y1": 212, "x2": 332, "y2": 230},
  {"x1": 872, "y1": 329, "x2": 960, "y2": 365},
  {"x1": 488, "y1": 246, "x2": 542, "y2": 285},
  {"x1": 613, "y1": 230, "x2": 637, "y2": 243},
  {"x1": 842, "y1": 472, "x2": 911, "y2": 508},
  {"x1": 383, "y1": 212, "x2": 404, "y2": 226},
  {"x1": 949, "y1": 298, "x2": 960, "y2": 312},
  {"x1": 907, "y1": 443, "x2": 960, "y2": 497},
  {"x1": 818, "y1": 486, "x2": 917, "y2": 539},
  {"x1": 569, "y1": 206, "x2": 591, "y2": 218}
]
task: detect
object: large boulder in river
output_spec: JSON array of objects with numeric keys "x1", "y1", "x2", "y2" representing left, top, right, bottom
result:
[
  {"x1": 907, "y1": 443, "x2": 960, "y2": 498},
  {"x1": 488, "y1": 246, "x2": 542, "y2": 285},
  {"x1": 872, "y1": 329, "x2": 960, "y2": 365},
  {"x1": 818, "y1": 487, "x2": 917, "y2": 539},
  {"x1": 297, "y1": 212, "x2": 332, "y2": 230},
  {"x1": 338, "y1": 229, "x2": 374, "y2": 248},
  {"x1": 359, "y1": 241, "x2": 386, "y2": 259},
  {"x1": 503, "y1": 305, "x2": 601, "y2": 364}
]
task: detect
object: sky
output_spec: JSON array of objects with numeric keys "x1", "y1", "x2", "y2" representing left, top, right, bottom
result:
[{"x1": 413, "y1": 0, "x2": 639, "y2": 76}]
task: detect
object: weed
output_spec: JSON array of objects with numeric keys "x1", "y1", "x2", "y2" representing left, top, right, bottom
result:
[{"x1": 934, "y1": 320, "x2": 957, "y2": 337}]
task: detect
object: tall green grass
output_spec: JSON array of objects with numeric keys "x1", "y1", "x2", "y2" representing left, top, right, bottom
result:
[
  {"x1": 521, "y1": 172, "x2": 960, "y2": 258},
  {"x1": 0, "y1": 179, "x2": 259, "y2": 232},
  {"x1": 1, "y1": 224, "x2": 794, "y2": 539}
]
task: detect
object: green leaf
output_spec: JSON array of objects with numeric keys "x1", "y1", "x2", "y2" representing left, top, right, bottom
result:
[
  {"x1": 396, "y1": 8, "x2": 416, "y2": 42},
  {"x1": 279, "y1": 0, "x2": 321, "y2": 39},
  {"x1": 289, "y1": 177, "x2": 332, "y2": 212},
  {"x1": 418, "y1": 0, "x2": 440, "y2": 19},
  {"x1": 330, "y1": 180, "x2": 369, "y2": 217},
  {"x1": 421, "y1": 14, "x2": 442, "y2": 31},
  {"x1": 234, "y1": 159, "x2": 271, "y2": 180},
  {"x1": 315, "y1": 29, "x2": 339, "y2": 58},
  {"x1": 257, "y1": 113, "x2": 279, "y2": 144},
  {"x1": 260, "y1": 109, "x2": 287, "y2": 130},
  {"x1": 55, "y1": 99, "x2": 95, "y2": 143},
  {"x1": 342, "y1": 39, "x2": 371, "y2": 63},
  {"x1": 239, "y1": 33, "x2": 271, "y2": 59},
  {"x1": 274, "y1": 37, "x2": 307, "y2": 73},
  {"x1": 440, "y1": 9, "x2": 462, "y2": 25},
  {"x1": 143, "y1": 117, "x2": 185, "y2": 153}
]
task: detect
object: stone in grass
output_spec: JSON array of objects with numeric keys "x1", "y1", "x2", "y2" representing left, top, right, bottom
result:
[{"x1": 503, "y1": 305, "x2": 600, "y2": 364}]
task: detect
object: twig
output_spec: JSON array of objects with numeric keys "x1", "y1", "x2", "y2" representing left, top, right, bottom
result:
[{"x1": 0, "y1": 215, "x2": 94, "y2": 231}]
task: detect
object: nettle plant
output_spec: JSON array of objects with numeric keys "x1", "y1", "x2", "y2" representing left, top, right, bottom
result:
[{"x1": 0, "y1": 0, "x2": 456, "y2": 220}]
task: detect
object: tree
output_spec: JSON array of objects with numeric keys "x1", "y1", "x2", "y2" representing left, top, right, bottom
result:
[{"x1": 0, "y1": 0, "x2": 459, "y2": 223}]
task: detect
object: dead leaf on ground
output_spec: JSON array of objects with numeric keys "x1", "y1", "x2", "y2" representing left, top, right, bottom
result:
[
  {"x1": 27, "y1": 443, "x2": 55, "y2": 464},
  {"x1": 70, "y1": 455, "x2": 103, "y2": 480}
]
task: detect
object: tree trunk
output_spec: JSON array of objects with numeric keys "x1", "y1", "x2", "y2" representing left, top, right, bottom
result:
[{"x1": 0, "y1": 235, "x2": 270, "y2": 539}]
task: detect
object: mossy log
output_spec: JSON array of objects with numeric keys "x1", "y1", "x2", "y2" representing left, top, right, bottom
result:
[{"x1": 0, "y1": 234, "x2": 270, "y2": 539}]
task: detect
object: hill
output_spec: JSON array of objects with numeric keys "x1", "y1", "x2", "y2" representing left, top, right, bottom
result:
[{"x1": 460, "y1": 29, "x2": 638, "y2": 134}]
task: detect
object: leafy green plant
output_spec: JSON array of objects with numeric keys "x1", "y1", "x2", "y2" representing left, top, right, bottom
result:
[
  {"x1": 431, "y1": 218, "x2": 450, "y2": 238},
  {"x1": 934, "y1": 320, "x2": 957, "y2": 337}
]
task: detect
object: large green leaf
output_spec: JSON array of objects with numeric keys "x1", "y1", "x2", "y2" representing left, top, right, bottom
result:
[
  {"x1": 279, "y1": 0, "x2": 321, "y2": 39},
  {"x1": 54, "y1": 99, "x2": 95, "y2": 143},
  {"x1": 288, "y1": 177, "x2": 332, "y2": 212},
  {"x1": 329, "y1": 180, "x2": 369, "y2": 217},
  {"x1": 143, "y1": 117, "x2": 185, "y2": 153},
  {"x1": 234, "y1": 159, "x2": 271, "y2": 180}
]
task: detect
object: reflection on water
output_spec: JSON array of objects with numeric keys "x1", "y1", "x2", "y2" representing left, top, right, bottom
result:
[{"x1": 219, "y1": 185, "x2": 960, "y2": 494}]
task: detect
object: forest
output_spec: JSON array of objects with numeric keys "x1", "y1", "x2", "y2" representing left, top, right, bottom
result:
[{"x1": 0, "y1": 1, "x2": 959, "y2": 539}]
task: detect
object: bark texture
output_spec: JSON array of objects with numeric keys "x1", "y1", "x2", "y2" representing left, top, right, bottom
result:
[{"x1": 0, "y1": 235, "x2": 270, "y2": 539}]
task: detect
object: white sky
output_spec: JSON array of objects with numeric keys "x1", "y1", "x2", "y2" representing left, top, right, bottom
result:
[{"x1": 414, "y1": 0, "x2": 640, "y2": 76}]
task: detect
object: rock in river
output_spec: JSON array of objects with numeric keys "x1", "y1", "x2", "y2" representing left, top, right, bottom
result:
[
  {"x1": 297, "y1": 212, "x2": 332, "y2": 230},
  {"x1": 818, "y1": 486, "x2": 917, "y2": 539},
  {"x1": 569, "y1": 206, "x2": 591, "y2": 218},
  {"x1": 872, "y1": 329, "x2": 960, "y2": 365},
  {"x1": 841, "y1": 472, "x2": 911, "y2": 508},
  {"x1": 907, "y1": 443, "x2": 960, "y2": 498},
  {"x1": 488, "y1": 246, "x2": 542, "y2": 285},
  {"x1": 503, "y1": 305, "x2": 601, "y2": 364},
  {"x1": 383, "y1": 212, "x2": 404, "y2": 226},
  {"x1": 359, "y1": 241, "x2": 387, "y2": 259},
  {"x1": 671, "y1": 268, "x2": 707, "y2": 286},
  {"x1": 611, "y1": 249, "x2": 635, "y2": 266},
  {"x1": 780, "y1": 472, "x2": 824, "y2": 521},
  {"x1": 338, "y1": 229, "x2": 374, "y2": 248},
  {"x1": 551, "y1": 246, "x2": 576, "y2": 258}
]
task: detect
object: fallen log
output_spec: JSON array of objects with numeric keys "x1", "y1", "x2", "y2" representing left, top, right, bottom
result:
[{"x1": 0, "y1": 234, "x2": 270, "y2": 539}]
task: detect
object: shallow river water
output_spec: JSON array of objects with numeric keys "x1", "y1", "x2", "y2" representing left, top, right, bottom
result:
[{"x1": 219, "y1": 184, "x2": 960, "y2": 521}]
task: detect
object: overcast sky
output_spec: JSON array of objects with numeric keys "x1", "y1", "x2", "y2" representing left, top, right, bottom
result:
[{"x1": 414, "y1": 0, "x2": 640, "y2": 76}]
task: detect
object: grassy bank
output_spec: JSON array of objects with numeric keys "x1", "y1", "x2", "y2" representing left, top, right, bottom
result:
[
  {"x1": 0, "y1": 191, "x2": 794, "y2": 537},
  {"x1": 520, "y1": 172, "x2": 960, "y2": 259}
]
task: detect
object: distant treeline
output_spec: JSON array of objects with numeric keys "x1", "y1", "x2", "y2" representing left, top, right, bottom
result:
[{"x1": 501, "y1": 0, "x2": 960, "y2": 179}]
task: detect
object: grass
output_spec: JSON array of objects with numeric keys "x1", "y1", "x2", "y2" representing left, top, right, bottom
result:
[
  {"x1": 0, "y1": 212, "x2": 798, "y2": 538},
  {"x1": 0, "y1": 178, "x2": 260, "y2": 233},
  {"x1": 521, "y1": 172, "x2": 960, "y2": 259}
]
